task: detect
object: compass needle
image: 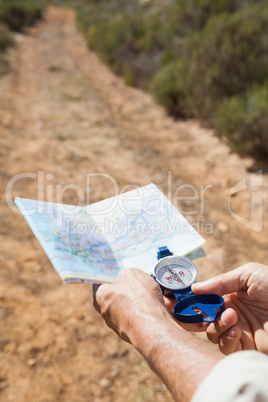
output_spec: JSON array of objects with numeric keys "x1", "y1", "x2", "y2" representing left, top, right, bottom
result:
[{"x1": 155, "y1": 255, "x2": 197, "y2": 291}]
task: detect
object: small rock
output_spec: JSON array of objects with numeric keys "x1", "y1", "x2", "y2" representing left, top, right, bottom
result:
[
  {"x1": 34, "y1": 265, "x2": 42, "y2": 272},
  {"x1": 99, "y1": 378, "x2": 110, "y2": 388},
  {"x1": 27, "y1": 358, "x2": 36, "y2": 367},
  {"x1": 111, "y1": 365, "x2": 119, "y2": 377},
  {"x1": 217, "y1": 222, "x2": 228, "y2": 232}
]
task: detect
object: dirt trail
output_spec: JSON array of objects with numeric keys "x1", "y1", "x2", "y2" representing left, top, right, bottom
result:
[{"x1": 0, "y1": 6, "x2": 267, "y2": 402}]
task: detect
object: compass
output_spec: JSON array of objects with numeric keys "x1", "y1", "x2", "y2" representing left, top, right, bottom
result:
[
  {"x1": 154, "y1": 255, "x2": 197, "y2": 294},
  {"x1": 154, "y1": 247, "x2": 225, "y2": 323}
]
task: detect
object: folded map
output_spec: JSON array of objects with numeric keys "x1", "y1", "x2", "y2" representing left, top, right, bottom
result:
[{"x1": 15, "y1": 183, "x2": 205, "y2": 284}]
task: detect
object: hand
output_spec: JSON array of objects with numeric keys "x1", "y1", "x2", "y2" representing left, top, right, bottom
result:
[
  {"x1": 93, "y1": 268, "x2": 169, "y2": 343},
  {"x1": 93, "y1": 269, "x2": 208, "y2": 342},
  {"x1": 192, "y1": 262, "x2": 268, "y2": 355},
  {"x1": 93, "y1": 268, "x2": 223, "y2": 402}
]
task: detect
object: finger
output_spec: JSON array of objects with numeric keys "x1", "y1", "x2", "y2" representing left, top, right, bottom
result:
[
  {"x1": 168, "y1": 310, "x2": 209, "y2": 332},
  {"x1": 219, "y1": 324, "x2": 242, "y2": 355},
  {"x1": 92, "y1": 283, "x2": 110, "y2": 313},
  {"x1": 178, "y1": 320, "x2": 209, "y2": 332},
  {"x1": 92, "y1": 283, "x2": 101, "y2": 295},
  {"x1": 92, "y1": 284, "x2": 101, "y2": 311},
  {"x1": 164, "y1": 298, "x2": 209, "y2": 331},
  {"x1": 207, "y1": 308, "x2": 238, "y2": 344},
  {"x1": 192, "y1": 265, "x2": 249, "y2": 296},
  {"x1": 164, "y1": 296, "x2": 177, "y2": 311}
]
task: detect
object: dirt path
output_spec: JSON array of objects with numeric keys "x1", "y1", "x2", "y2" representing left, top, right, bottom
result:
[{"x1": 0, "y1": 6, "x2": 267, "y2": 402}]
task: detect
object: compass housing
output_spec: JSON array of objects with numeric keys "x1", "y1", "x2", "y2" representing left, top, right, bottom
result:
[
  {"x1": 153, "y1": 255, "x2": 197, "y2": 295},
  {"x1": 154, "y1": 248, "x2": 225, "y2": 323}
]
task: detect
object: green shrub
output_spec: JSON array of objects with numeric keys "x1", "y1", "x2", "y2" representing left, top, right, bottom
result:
[
  {"x1": 123, "y1": 66, "x2": 135, "y2": 86},
  {"x1": 0, "y1": 1, "x2": 43, "y2": 32},
  {"x1": 87, "y1": 17, "x2": 128, "y2": 67},
  {"x1": 0, "y1": 23, "x2": 14, "y2": 51},
  {"x1": 150, "y1": 60, "x2": 191, "y2": 118},
  {"x1": 87, "y1": 13, "x2": 165, "y2": 63},
  {"x1": 169, "y1": 0, "x2": 258, "y2": 36},
  {"x1": 183, "y1": 3, "x2": 268, "y2": 121},
  {"x1": 215, "y1": 85, "x2": 268, "y2": 158},
  {"x1": 0, "y1": 23, "x2": 14, "y2": 74},
  {"x1": 0, "y1": 1, "x2": 43, "y2": 75},
  {"x1": 56, "y1": 0, "x2": 268, "y2": 160},
  {"x1": 0, "y1": 51, "x2": 10, "y2": 75},
  {"x1": 161, "y1": 50, "x2": 176, "y2": 66},
  {"x1": 86, "y1": 11, "x2": 167, "y2": 86}
]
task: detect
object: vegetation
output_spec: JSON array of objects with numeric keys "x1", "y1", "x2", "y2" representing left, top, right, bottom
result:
[
  {"x1": 70, "y1": 0, "x2": 268, "y2": 159},
  {"x1": 0, "y1": 23, "x2": 13, "y2": 51},
  {"x1": 0, "y1": 0, "x2": 43, "y2": 74},
  {"x1": 182, "y1": 4, "x2": 268, "y2": 121},
  {"x1": 0, "y1": 23, "x2": 14, "y2": 74},
  {"x1": 80, "y1": 2, "x2": 169, "y2": 88},
  {"x1": 3, "y1": 0, "x2": 267, "y2": 160},
  {"x1": 150, "y1": 60, "x2": 190, "y2": 118},
  {"x1": 0, "y1": 1, "x2": 43, "y2": 32},
  {"x1": 215, "y1": 85, "x2": 268, "y2": 158}
]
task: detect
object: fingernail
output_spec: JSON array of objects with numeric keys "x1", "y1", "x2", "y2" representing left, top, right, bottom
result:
[
  {"x1": 193, "y1": 279, "x2": 212, "y2": 289},
  {"x1": 221, "y1": 310, "x2": 232, "y2": 326},
  {"x1": 192, "y1": 283, "x2": 203, "y2": 290},
  {"x1": 227, "y1": 328, "x2": 237, "y2": 338}
]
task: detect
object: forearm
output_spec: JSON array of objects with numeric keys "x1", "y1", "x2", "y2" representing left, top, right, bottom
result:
[
  {"x1": 94, "y1": 269, "x2": 224, "y2": 401},
  {"x1": 130, "y1": 307, "x2": 223, "y2": 402}
]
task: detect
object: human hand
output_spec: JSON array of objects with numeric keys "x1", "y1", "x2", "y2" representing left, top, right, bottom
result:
[
  {"x1": 192, "y1": 262, "x2": 268, "y2": 355},
  {"x1": 94, "y1": 269, "x2": 223, "y2": 402},
  {"x1": 93, "y1": 269, "x2": 207, "y2": 343},
  {"x1": 93, "y1": 268, "x2": 169, "y2": 343}
]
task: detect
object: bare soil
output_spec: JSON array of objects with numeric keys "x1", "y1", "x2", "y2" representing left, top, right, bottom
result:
[{"x1": 0, "y1": 7, "x2": 267, "y2": 402}]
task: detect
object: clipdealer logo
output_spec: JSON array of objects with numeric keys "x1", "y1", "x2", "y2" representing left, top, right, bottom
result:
[
  {"x1": 228, "y1": 170, "x2": 263, "y2": 233},
  {"x1": 5, "y1": 170, "x2": 264, "y2": 233}
]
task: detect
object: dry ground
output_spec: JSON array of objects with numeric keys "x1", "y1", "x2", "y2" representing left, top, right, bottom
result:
[{"x1": 0, "y1": 6, "x2": 267, "y2": 402}]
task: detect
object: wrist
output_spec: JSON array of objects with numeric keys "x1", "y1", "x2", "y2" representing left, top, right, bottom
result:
[{"x1": 129, "y1": 304, "x2": 182, "y2": 357}]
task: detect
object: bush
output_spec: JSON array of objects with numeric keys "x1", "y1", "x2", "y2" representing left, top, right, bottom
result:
[
  {"x1": 86, "y1": 11, "x2": 166, "y2": 86},
  {"x1": 0, "y1": 1, "x2": 43, "y2": 75},
  {"x1": 86, "y1": 17, "x2": 128, "y2": 67},
  {"x1": 87, "y1": 13, "x2": 165, "y2": 63},
  {"x1": 0, "y1": 23, "x2": 14, "y2": 74},
  {"x1": 215, "y1": 85, "x2": 268, "y2": 158},
  {"x1": 123, "y1": 66, "x2": 135, "y2": 86},
  {"x1": 168, "y1": 0, "x2": 262, "y2": 36},
  {"x1": 0, "y1": 1, "x2": 43, "y2": 32},
  {"x1": 183, "y1": 3, "x2": 268, "y2": 121},
  {"x1": 150, "y1": 60, "x2": 190, "y2": 118},
  {"x1": 69, "y1": 0, "x2": 268, "y2": 160},
  {"x1": 0, "y1": 23, "x2": 14, "y2": 51}
]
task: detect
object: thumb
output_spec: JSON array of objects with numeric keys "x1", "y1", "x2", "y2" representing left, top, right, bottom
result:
[{"x1": 192, "y1": 266, "x2": 248, "y2": 296}]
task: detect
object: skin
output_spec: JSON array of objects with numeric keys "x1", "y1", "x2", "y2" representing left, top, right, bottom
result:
[
  {"x1": 192, "y1": 262, "x2": 268, "y2": 355},
  {"x1": 93, "y1": 269, "x2": 223, "y2": 402},
  {"x1": 93, "y1": 262, "x2": 268, "y2": 400}
]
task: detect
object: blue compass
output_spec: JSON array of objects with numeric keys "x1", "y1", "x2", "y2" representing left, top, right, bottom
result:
[{"x1": 154, "y1": 247, "x2": 225, "y2": 323}]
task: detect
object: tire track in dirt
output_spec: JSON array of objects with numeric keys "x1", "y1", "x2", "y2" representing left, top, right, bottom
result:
[{"x1": 0, "y1": 6, "x2": 267, "y2": 402}]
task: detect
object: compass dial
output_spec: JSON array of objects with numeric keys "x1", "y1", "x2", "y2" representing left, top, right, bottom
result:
[{"x1": 154, "y1": 256, "x2": 197, "y2": 291}]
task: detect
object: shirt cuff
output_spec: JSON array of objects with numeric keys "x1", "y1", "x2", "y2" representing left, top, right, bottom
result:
[{"x1": 192, "y1": 351, "x2": 268, "y2": 402}]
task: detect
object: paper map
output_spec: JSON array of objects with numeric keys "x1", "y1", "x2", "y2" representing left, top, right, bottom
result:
[{"x1": 15, "y1": 183, "x2": 205, "y2": 284}]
